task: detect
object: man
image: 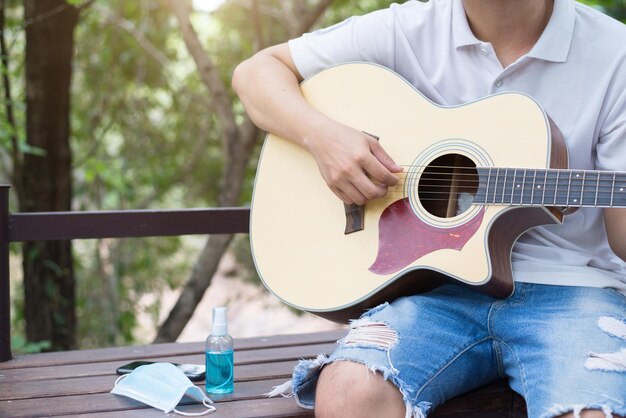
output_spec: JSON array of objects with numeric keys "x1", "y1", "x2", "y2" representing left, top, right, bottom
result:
[{"x1": 232, "y1": 1, "x2": 626, "y2": 417}]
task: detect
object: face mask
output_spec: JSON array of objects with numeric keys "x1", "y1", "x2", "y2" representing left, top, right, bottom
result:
[{"x1": 111, "y1": 362, "x2": 216, "y2": 416}]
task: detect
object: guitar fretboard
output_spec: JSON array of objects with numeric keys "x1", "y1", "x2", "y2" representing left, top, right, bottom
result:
[{"x1": 474, "y1": 168, "x2": 626, "y2": 208}]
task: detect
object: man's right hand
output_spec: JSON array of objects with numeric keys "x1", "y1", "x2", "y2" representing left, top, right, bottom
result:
[{"x1": 304, "y1": 120, "x2": 403, "y2": 206}]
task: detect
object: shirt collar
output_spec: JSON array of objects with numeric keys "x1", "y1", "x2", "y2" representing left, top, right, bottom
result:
[
  {"x1": 527, "y1": 0, "x2": 576, "y2": 63},
  {"x1": 452, "y1": 0, "x2": 481, "y2": 48},
  {"x1": 452, "y1": 0, "x2": 576, "y2": 63}
]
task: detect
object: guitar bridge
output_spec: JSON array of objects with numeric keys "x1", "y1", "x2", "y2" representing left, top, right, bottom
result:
[
  {"x1": 344, "y1": 203, "x2": 364, "y2": 234},
  {"x1": 343, "y1": 131, "x2": 378, "y2": 235}
]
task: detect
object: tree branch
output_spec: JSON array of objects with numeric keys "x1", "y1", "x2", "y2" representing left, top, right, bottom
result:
[
  {"x1": 251, "y1": 0, "x2": 265, "y2": 50},
  {"x1": 297, "y1": 0, "x2": 335, "y2": 35},
  {"x1": 22, "y1": 2, "x2": 74, "y2": 29},
  {"x1": 76, "y1": 0, "x2": 96, "y2": 13},
  {"x1": 230, "y1": 0, "x2": 285, "y2": 23},
  {"x1": 95, "y1": 5, "x2": 170, "y2": 68},
  {"x1": 168, "y1": 0, "x2": 237, "y2": 140}
]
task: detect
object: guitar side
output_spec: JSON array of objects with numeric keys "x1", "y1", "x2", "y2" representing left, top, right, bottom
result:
[{"x1": 250, "y1": 63, "x2": 568, "y2": 323}]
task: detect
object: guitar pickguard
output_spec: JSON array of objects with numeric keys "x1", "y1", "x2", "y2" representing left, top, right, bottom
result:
[{"x1": 369, "y1": 198, "x2": 485, "y2": 275}]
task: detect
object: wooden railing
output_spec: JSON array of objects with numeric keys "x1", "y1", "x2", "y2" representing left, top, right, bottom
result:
[{"x1": 0, "y1": 184, "x2": 251, "y2": 362}]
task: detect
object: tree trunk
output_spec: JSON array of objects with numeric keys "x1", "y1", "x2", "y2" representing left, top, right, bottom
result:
[
  {"x1": 154, "y1": 0, "x2": 334, "y2": 342},
  {"x1": 21, "y1": 0, "x2": 78, "y2": 350}
]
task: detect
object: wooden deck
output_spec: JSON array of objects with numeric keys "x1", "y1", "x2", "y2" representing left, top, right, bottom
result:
[
  {"x1": 0, "y1": 329, "x2": 526, "y2": 417},
  {"x1": 0, "y1": 189, "x2": 527, "y2": 417}
]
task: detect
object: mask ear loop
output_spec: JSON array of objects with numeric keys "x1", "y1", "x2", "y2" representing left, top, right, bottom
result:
[
  {"x1": 114, "y1": 374, "x2": 129, "y2": 386},
  {"x1": 174, "y1": 398, "x2": 216, "y2": 416}
]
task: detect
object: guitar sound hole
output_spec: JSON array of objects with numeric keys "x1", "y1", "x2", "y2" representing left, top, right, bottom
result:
[{"x1": 418, "y1": 154, "x2": 478, "y2": 219}]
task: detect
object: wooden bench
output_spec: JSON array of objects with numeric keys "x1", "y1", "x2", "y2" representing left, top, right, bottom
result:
[
  {"x1": 0, "y1": 329, "x2": 526, "y2": 417},
  {"x1": 0, "y1": 184, "x2": 527, "y2": 417}
]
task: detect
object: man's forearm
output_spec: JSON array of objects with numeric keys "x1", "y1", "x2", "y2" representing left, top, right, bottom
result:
[
  {"x1": 605, "y1": 207, "x2": 626, "y2": 261},
  {"x1": 232, "y1": 44, "x2": 331, "y2": 152}
]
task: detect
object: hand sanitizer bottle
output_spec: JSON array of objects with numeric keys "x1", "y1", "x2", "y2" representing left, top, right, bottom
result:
[{"x1": 205, "y1": 306, "x2": 234, "y2": 394}]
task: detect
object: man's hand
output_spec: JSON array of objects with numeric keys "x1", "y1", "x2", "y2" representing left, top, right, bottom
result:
[{"x1": 304, "y1": 121, "x2": 403, "y2": 205}]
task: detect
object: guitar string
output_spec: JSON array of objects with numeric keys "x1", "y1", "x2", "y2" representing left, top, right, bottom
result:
[
  {"x1": 353, "y1": 195, "x2": 620, "y2": 207},
  {"x1": 329, "y1": 165, "x2": 623, "y2": 204},
  {"x1": 358, "y1": 179, "x2": 620, "y2": 205},
  {"x1": 385, "y1": 170, "x2": 620, "y2": 192},
  {"x1": 377, "y1": 175, "x2": 619, "y2": 193}
]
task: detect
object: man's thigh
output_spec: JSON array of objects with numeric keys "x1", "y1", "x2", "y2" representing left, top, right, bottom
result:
[
  {"x1": 291, "y1": 284, "x2": 503, "y2": 415},
  {"x1": 494, "y1": 284, "x2": 626, "y2": 418}
]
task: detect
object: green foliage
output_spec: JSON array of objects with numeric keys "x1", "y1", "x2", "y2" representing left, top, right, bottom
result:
[
  {"x1": 231, "y1": 235, "x2": 261, "y2": 286},
  {"x1": 11, "y1": 335, "x2": 51, "y2": 354},
  {"x1": 69, "y1": 0, "x2": 228, "y2": 346},
  {"x1": 323, "y1": 0, "x2": 410, "y2": 24},
  {"x1": 582, "y1": 0, "x2": 626, "y2": 21}
]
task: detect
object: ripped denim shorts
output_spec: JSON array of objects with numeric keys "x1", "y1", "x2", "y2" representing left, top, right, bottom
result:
[{"x1": 271, "y1": 283, "x2": 626, "y2": 418}]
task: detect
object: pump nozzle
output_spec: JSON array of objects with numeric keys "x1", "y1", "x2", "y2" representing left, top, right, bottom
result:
[{"x1": 211, "y1": 307, "x2": 228, "y2": 336}]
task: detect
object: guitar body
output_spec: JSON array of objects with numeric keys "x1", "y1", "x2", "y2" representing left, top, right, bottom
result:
[{"x1": 250, "y1": 63, "x2": 568, "y2": 323}]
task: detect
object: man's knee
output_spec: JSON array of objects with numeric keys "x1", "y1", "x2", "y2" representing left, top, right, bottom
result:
[
  {"x1": 556, "y1": 411, "x2": 625, "y2": 418},
  {"x1": 315, "y1": 361, "x2": 404, "y2": 418}
]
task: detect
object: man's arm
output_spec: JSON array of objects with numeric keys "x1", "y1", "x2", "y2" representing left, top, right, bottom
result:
[
  {"x1": 232, "y1": 43, "x2": 402, "y2": 205},
  {"x1": 604, "y1": 208, "x2": 626, "y2": 262}
]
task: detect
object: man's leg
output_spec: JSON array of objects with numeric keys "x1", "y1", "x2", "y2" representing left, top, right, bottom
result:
[
  {"x1": 494, "y1": 284, "x2": 626, "y2": 418},
  {"x1": 315, "y1": 361, "x2": 404, "y2": 418},
  {"x1": 287, "y1": 284, "x2": 503, "y2": 417}
]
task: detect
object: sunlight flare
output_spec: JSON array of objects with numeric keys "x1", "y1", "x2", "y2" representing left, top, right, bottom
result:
[{"x1": 192, "y1": 0, "x2": 226, "y2": 13}]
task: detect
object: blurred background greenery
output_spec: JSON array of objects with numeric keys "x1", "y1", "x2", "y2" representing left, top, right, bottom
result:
[{"x1": 1, "y1": 0, "x2": 624, "y2": 353}]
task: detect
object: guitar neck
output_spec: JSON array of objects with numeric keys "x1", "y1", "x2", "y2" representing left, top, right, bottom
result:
[{"x1": 474, "y1": 168, "x2": 626, "y2": 208}]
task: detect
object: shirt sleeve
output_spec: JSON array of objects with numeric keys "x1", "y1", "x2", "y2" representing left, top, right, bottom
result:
[
  {"x1": 595, "y1": 62, "x2": 626, "y2": 172},
  {"x1": 288, "y1": 7, "x2": 397, "y2": 80}
]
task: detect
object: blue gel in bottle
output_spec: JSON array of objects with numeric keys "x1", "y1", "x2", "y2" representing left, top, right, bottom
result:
[{"x1": 205, "y1": 307, "x2": 234, "y2": 394}]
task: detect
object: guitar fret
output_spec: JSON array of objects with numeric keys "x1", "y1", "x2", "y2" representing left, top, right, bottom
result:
[
  {"x1": 541, "y1": 170, "x2": 548, "y2": 205},
  {"x1": 611, "y1": 172, "x2": 616, "y2": 206},
  {"x1": 485, "y1": 167, "x2": 492, "y2": 204},
  {"x1": 511, "y1": 169, "x2": 517, "y2": 205},
  {"x1": 501, "y1": 168, "x2": 508, "y2": 204},
  {"x1": 590, "y1": 171, "x2": 600, "y2": 206},
  {"x1": 595, "y1": 172, "x2": 600, "y2": 206},
  {"x1": 519, "y1": 169, "x2": 526, "y2": 205},
  {"x1": 616, "y1": 173, "x2": 626, "y2": 207},
  {"x1": 530, "y1": 170, "x2": 537, "y2": 205},
  {"x1": 492, "y1": 168, "x2": 499, "y2": 204},
  {"x1": 566, "y1": 171, "x2": 572, "y2": 207},
  {"x1": 554, "y1": 170, "x2": 560, "y2": 206},
  {"x1": 597, "y1": 171, "x2": 615, "y2": 207},
  {"x1": 578, "y1": 171, "x2": 586, "y2": 206}
]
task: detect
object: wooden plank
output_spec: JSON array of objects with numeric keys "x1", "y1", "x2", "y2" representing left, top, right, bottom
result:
[
  {"x1": 0, "y1": 330, "x2": 345, "y2": 370},
  {"x1": 0, "y1": 371, "x2": 292, "y2": 404},
  {"x1": 0, "y1": 357, "x2": 305, "y2": 401},
  {"x1": 9, "y1": 208, "x2": 250, "y2": 242},
  {"x1": 70, "y1": 397, "x2": 313, "y2": 417},
  {"x1": 0, "y1": 343, "x2": 334, "y2": 387},
  {"x1": 0, "y1": 377, "x2": 291, "y2": 417},
  {"x1": 71, "y1": 392, "x2": 524, "y2": 418},
  {"x1": 0, "y1": 357, "x2": 299, "y2": 384},
  {"x1": 432, "y1": 382, "x2": 526, "y2": 417}
]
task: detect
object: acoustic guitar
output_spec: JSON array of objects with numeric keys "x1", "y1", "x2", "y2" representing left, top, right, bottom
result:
[{"x1": 250, "y1": 62, "x2": 626, "y2": 323}]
